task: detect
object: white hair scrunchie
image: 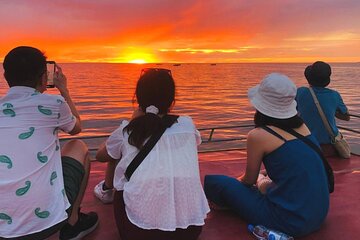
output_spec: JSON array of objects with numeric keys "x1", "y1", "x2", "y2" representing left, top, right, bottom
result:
[{"x1": 145, "y1": 105, "x2": 159, "y2": 115}]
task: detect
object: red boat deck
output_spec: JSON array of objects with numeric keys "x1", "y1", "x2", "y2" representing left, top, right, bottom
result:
[{"x1": 50, "y1": 151, "x2": 360, "y2": 240}]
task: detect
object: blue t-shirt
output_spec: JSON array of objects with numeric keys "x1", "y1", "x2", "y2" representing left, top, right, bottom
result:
[{"x1": 296, "y1": 87, "x2": 348, "y2": 144}]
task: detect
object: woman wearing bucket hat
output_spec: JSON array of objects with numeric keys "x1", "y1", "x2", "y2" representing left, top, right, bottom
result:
[
  {"x1": 296, "y1": 61, "x2": 350, "y2": 156},
  {"x1": 204, "y1": 73, "x2": 329, "y2": 237}
]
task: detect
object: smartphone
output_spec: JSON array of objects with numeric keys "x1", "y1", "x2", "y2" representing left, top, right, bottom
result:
[{"x1": 46, "y1": 61, "x2": 56, "y2": 88}]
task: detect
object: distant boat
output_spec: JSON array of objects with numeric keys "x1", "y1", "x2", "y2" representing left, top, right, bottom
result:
[
  {"x1": 173, "y1": 63, "x2": 181, "y2": 66},
  {"x1": 210, "y1": 63, "x2": 217, "y2": 66},
  {"x1": 156, "y1": 63, "x2": 163, "y2": 65}
]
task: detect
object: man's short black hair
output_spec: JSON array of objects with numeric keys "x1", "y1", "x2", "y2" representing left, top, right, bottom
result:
[{"x1": 3, "y1": 46, "x2": 47, "y2": 88}]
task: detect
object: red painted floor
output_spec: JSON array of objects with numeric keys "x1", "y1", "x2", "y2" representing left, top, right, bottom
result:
[{"x1": 50, "y1": 151, "x2": 360, "y2": 239}]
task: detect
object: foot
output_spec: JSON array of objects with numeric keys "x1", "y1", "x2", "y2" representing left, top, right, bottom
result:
[
  {"x1": 94, "y1": 180, "x2": 114, "y2": 204},
  {"x1": 60, "y1": 212, "x2": 99, "y2": 240},
  {"x1": 256, "y1": 173, "x2": 267, "y2": 183}
]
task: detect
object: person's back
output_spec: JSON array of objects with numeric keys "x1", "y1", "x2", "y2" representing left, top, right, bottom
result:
[
  {"x1": 94, "y1": 68, "x2": 209, "y2": 240},
  {"x1": 204, "y1": 73, "x2": 330, "y2": 237},
  {"x1": 296, "y1": 61, "x2": 349, "y2": 145},
  {"x1": 297, "y1": 86, "x2": 346, "y2": 143},
  {"x1": 260, "y1": 126, "x2": 329, "y2": 234},
  {"x1": 113, "y1": 116, "x2": 208, "y2": 230},
  {"x1": 0, "y1": 89, "x2": 74, "y2": 237},
  {"x1": 0, "y1": 46, "x2": 98, "y2": 240}
]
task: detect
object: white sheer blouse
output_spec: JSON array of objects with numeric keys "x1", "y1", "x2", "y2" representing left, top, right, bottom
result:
[{"x1": 106, "y1": 116, "x2": 210, "y2": 231}]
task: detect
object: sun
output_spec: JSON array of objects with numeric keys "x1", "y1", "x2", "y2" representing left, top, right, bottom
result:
[
  {"x1": 129, "y1": 59, "x2": 147, "y2": 64},
  {"x1": 121, "y1": 47, "x2": 157, "y2": 63}
]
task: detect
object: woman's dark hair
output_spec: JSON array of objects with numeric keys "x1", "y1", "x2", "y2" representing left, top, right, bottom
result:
[
  {"x1": 254, "y1": 111, "x2": 303, "y2": 129},
  {"x1": 3, "y1": 46, "x2": 47, "y2": 88},
  {"x1": 124, "y1": 69, "x2": 175, "y2": 149}
]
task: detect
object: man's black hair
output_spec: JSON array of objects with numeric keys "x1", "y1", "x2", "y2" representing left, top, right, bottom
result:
[{"x1": 3, "y1": 46, "x2": 47, "y2": 88}]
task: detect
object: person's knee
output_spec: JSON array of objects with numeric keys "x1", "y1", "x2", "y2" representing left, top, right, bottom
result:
[
  {"x1": 204, "y1": 175, "x2": 229, "y2": 189},
  {"x1": 204, "y1": 175, "x2": 228, "y2": 199},
  {"x1": 62, "y1": 139, "x2": 89, "y2": 165}
]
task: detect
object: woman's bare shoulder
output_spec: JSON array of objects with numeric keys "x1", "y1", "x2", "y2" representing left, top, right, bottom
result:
[{"x1": 248, "y1": 127, "x2": 270, "y2": 142}]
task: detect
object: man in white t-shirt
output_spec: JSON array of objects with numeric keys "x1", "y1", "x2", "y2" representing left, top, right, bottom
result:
[{"x1": 0, "y1": 46, "x2": 98, "y2": 240}]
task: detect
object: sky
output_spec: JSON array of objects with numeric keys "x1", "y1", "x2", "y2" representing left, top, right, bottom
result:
[{"x1": 0, "y1": 0, "x2": 360, "y2": 63}]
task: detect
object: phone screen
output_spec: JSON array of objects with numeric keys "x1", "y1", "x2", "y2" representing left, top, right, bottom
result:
[{"x1": 46, "y1": 61, "x2": 56, "y2": 88}]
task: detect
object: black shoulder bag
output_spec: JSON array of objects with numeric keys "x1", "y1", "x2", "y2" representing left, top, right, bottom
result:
[
  {"x1": 124, "y1": 115, "x2": 179, "y2": 181},
  {"x1": 276, "y1": 126, "x2": 334, "y2": 193}
]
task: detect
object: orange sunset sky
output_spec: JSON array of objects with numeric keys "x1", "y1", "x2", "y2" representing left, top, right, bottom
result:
[{"x1": 0, "y1": 0, "x2": 360, "y2": 63}]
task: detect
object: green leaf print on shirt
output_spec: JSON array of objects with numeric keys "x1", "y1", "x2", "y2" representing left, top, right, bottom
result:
[
  {"x1": 18, "y1": 127, "x2": 35, "y2": 140},
  {"x1": 16, "y1": 181, "x2": 31, "y2": 196},
  {"x1": 0, "y1": 213, "x2": 12, "y2": 224},
  {"x1": 2, "y1": 103, "x2": 13, "y2": 108},
  {"x1": 50, "y1": 171, "x2": 57, "y2": 185},
  {"x1": 3, "y1": 108, "x2": 16, "y2": 117},
  {"x1": 57, "y1": 113, "x2": 61, "y2": 119},
  {"x1": 2, "y1": 103, "x2": 15, "y2": 117},
  {"x1": 0, "y1": 155, "x2": 12, "y2": 169},
  {"x1": 37, "y1": 152, "x2": 48, "y2": 163},
  {"x1": 57, "y1": 99, "x2": 64, "y2": 104},
  {"x1": 38, "y1": 105, "x2": 52, "y2": 115},
  {"x1": 34, "y1": 208, "x2": 50, "y2": 218}
]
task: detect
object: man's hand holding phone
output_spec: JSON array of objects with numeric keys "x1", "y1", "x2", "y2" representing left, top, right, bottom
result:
[
  {"x1": 50, "y1": 63, "x2": 82, "y2": 134},
  {"x1": 53, "y1": 64, "x2": 69, "y2": 95},
  {"x1": 46, "y1": 61, "x2": 56, "y2": 88}
]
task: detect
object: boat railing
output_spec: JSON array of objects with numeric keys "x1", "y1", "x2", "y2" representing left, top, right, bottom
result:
[
  {"x1": 59, "y1": 114, "x2": 360, "y2": 154},
  {"x1": 198, "y1": 124, "x2": 253, "y2": 143},
  {"x1": 349, "y1": 113, "x2": 360, "y2": 118},
  {"x1": 59, "y1": 124, "x2": 254, "y2": 154},
  {"x1": 338, "y1": 113, "x2": 360, "y2": 134}
]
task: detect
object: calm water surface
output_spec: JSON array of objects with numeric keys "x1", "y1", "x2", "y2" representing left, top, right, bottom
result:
[{"x1": 1, "y1": 63, "x2": 359, "y2": 149}]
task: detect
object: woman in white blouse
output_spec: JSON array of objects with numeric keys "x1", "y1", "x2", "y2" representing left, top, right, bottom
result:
[{"x1": 94, "y1": 68, "x2": 209, "y2": 240}]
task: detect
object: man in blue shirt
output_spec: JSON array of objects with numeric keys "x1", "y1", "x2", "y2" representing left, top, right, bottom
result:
[{"x1": 296, "y1": 61, "x2": 350, "y2": 150}]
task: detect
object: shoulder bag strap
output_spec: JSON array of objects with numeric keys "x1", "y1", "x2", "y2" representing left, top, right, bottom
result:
[
  {"x1": 124, "y1": 115, "x2": 179, "y2": 181},
  {"x1": 276, "y1": 125, "x2": 334, "y2": 193},
  {"x1": 308, "y1": 87, "x2": 336, "y2": 139}
]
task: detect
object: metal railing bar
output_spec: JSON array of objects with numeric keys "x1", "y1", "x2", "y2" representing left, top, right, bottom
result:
[
  {"x1": 59, "y1": 124, "x2": 359, "y2": 144},
  {"x1": 198, "y1": 147, "x2": 246, "y2": 153},
  {"x1": 338, "y1": 126, "x2": 360, "y2": 134},
  {"x1": 88, "y1": 147, "x2": 246, "y2": 153},
  {"x1": 202, "y1": 137, "x2": 246, "y2": 143},
  {"x1": 59, "y1": 124, "x2": 254, "y2": 142},
  {"x1": 208, "y1": 129, "x2": 215, "y2": 141},
  {"x1": 60, "y1": 134, "x2": 110, "y2": 141},
  {"x1": 349, "y1": 113, "x2": 360, "y2": 118},
  {"x1": 198, "y1": 124, "x2": 254, "y2": 131}
]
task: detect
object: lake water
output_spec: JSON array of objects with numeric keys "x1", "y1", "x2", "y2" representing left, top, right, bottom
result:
[{"x1": 1, "y1": 63, "x2": 359, "y2": 150}]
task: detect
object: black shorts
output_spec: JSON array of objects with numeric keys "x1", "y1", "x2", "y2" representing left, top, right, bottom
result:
[{"x1": 0, "y1": 156, "x2": 85, "y2": 240}]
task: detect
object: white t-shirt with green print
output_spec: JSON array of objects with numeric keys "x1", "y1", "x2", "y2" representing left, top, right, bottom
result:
[{"x1": 0, "y1": 86, "x2": 76, "y2": 238}]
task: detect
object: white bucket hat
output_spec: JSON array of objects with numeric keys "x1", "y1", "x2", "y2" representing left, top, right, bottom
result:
[{"x1": 248, "y1": 73, "x2": 297, "y2": 119}]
